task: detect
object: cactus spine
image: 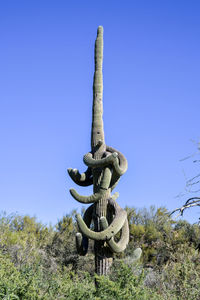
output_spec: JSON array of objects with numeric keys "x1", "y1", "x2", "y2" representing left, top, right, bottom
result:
[{"x1": 68, "y1": 26, "x2": 129, "y2": 276}]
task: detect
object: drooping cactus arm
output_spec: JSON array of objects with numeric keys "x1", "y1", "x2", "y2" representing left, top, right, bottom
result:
[
  {"x1": 68, "y1": 167, "x2": 93, "y2": 186},
  {"x1": 76, "y1": 198, "x2": 127, "y2": 241},
  {"x1": 100, "y1": 217, "x2": 129, "y2": 253},
  {"x1": 76, "y1": 233, "x2": 88, "y2": 256},
  {"x1": 70, "y1": 166, "x2": 112, "y2": 203},
  {"x1": 76, "y1": 204, "x2": 94, "y2": 255},
  {"x1": 106, "y1": 146, "x2": 128, "y2": 175},
  {"x1": 70, "y1": 188, "x2": 107, "y2": 204}
]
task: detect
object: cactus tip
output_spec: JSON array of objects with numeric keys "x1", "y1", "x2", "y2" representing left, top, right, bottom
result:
[
  {"x1": 112, "y1": 152, "x2": 118, "y2": 158},
  {"x1": 97, "y1": 26, "x2": 103, "y2": 34}
]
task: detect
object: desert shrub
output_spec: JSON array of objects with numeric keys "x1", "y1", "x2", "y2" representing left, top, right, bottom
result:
[
  {"x1": 94, "y1": 261, "x2": 162, "y2": 300},
  {"x1": 0, "y1": 208, "x2": 199, "y2": 299}
]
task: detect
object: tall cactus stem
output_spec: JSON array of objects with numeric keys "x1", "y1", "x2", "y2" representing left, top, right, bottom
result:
[
  {"x1": 68, "y1": 26, "x2": 129, "y2": 277},
  {"x1": 91, "y1": 26, "x2": 105, "y2": 150}
]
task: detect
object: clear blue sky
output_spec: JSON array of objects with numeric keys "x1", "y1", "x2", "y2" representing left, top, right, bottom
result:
[{"x1": 0, "y1": 1, "x2": 200, "y2": 225}]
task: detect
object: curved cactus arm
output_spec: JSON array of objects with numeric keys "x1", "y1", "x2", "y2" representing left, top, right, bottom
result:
[
  {"x1": 76, "y1": 204, "x2": 94, "y2": 255},
  {"x1": 70, "y1": 188, "x2": 107, "y2": 204},
  {"x1": 70, "y1": 166, "x2": 112, "y2": 203},
  {"x1": 76, "y1": 203, "x2": 127, "y2": 241},
  {"x1": 76, "y1": 233, "x2": 88, "y2": 256},
  {"x1": 83, "y1": 152, "x2": 118, "y2": 168},
  {"x1": 100, "y1": 217, "x2": 129, "y2": 253},
  {"x1": 68, "y1": 167, "x2": 93, "y2": 186},
  {"x1": 106, "y1": 146, "x2": 128, "y2": 175}
]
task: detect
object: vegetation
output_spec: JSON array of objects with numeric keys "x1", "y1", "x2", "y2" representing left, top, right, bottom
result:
[
  {"x1": 170, "y1": 140, "x2": 200, "y2": 221},
  {"x1": 0, "y1": 207, "x2": 199, "y2": 299}
]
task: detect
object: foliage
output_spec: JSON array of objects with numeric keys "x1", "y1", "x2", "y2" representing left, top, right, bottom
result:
[{"x1": 0, "y1": 208, "x2": 199, "y2": 299}]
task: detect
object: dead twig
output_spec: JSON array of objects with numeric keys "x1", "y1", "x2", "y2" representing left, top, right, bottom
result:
[{"x1": 169, "y1": 197, "x2": 200, "y2": 218}]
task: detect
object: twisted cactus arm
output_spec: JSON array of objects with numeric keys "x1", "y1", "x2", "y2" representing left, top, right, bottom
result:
[
  {"x1": 83, "y1": 152, "x2": 118, "y2": 168},
  {"x1": 83, "y1": 150, "x2": 125, "y2": 191},
  {"x1": 83, "y1": 148, "x2": 127, "y2": 177},
  {"x1": 67, "y1": 167, "x2": 93, "y2": 186},
  {"x1": 76, "y1": 204, "x2": 94, "y2": 255},
  {"x1": 100, "y1": 217, "x2": 129, "y2": 253},
  {"x1": 76, "y1": 199, "x2": 127, "y2": 241},
  {"x1": 106, "y1": 146, "x2": 128, "y2": 175}
]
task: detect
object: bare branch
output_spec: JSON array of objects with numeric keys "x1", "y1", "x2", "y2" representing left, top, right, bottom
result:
[
  {"x1": 186, "y1": 173, "x2": 200, "y2": 185},
  {"x1": 170, "y1": 197, "x2": 200, "y2": 218}
]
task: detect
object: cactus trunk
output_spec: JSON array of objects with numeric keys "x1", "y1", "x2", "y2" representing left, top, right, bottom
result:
[
  {"x1": 94, "y1": 190, "x2": 113, "y2": 275},
  {"x1": 68, "y1": 26, "x2": 133, "y2": 279},
  {"x1": 91, "y1": 26, "x2": 105, "y2": 151},
  {"x1": 92, "y1": 27, "x2": 113, "y2": 275}
]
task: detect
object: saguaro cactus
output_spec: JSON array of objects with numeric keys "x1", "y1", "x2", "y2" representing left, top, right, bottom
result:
[{"x1": 68, "y1": 26, "x2": 129, "y2": 276}]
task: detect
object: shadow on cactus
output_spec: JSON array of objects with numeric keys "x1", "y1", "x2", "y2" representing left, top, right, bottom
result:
[{"x1": 68, "y1": 26, "x2": 135, "y2": 276}]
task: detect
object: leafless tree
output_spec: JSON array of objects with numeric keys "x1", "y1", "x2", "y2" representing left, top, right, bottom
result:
[
  {"x1": 170, "y1": 197, "x2": 200, "y2": 220},
  {"x1": 170, "y1": 140, "x2": 200, "y2": 223}
]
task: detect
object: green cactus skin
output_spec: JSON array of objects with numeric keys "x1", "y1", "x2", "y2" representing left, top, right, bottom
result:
[
  {"x1": 69, "y1": 166, "x2": 112, "y2": 203},
  {"x1": 106, "y1": 146, "x2": 128, "y2": 175},
  {"x1": 67, "y1": 167, "x2": 93, "y2": 186},
  {"x1": 91, "y1": 26, "x2": 105, "y2": 149},
  {"x1": 70, "y1": 188, "x2": 107, "y2": 204},
  {"x1": 68, "y1": 26, "x2": 129, "y2": 276},
  {"x1": 83, "y1": 147, "x2": 127, "y2": 176},
  {"x1": 76, "y1": 207, "x2": 127, "y2": 241},
  {"x1": 83, "y1": 152, "x2": 118, "y2": 168},
  {"x1": 100, "y1": 217, "x2": 129, "y2": 253},
  {"x1": 76, "y1": 204, "x2": 94, "y2": 255},
  {"x1": 76, "y1": 232, "x2": 87, "y2": 255}
]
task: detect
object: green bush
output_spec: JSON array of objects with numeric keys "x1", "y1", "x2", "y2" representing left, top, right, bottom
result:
[{"x1": 0, "y1": 209, "x2": 199, "y2": 299}]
